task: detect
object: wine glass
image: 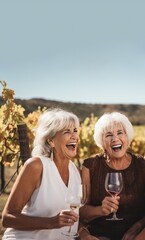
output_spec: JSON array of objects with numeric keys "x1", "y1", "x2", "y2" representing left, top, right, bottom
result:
[
  {"x1": 105, "y1": 172, "x2": 123, "y2": 221},
  {"x1": 61, "y1": 184, "x2": 87, "y2": 238}
]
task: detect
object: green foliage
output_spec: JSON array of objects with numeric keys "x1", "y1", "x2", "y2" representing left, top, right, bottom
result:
[
  {"x1": 76, "y1": 114, "x2": 102, "y2": 164},
  {"x1": 130, "y1": 126, "x2": 145, "y2": 155},
  {"x1": 0, "y1": 80, "x2": 25, "y2": 166},
  {"x1": 1, "y1": 80, "x2": 145, "y2": 167}
]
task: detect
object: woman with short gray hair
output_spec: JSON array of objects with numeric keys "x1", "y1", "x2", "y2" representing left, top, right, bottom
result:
[{"x1": 79, "y1": 112, "x2": 145, "y2": 240}]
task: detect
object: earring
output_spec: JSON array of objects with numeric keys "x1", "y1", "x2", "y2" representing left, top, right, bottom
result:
[
  {"x1": 104, "y1": 150, "x2": 111, "y2": 163},
  {"x1": 50, "y1": 148, "x2": 53, "y2": 161},
  {"x1": 106, "y1": 155, "x2": 111, "y2": 163},
  {"x1": 103, "y1": 151, "x2": 107, "y2": 158}
]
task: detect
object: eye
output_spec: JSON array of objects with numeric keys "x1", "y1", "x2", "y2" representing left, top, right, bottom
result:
[
  {"x1": 105, "y1": 133, "x2": 112, "y2": 138},
  {"x1": 63, "y1": 130, "x2": 70, "y2": 134},
  {"x1": 62, "y1": 129, "x2": 70, "y2": 134},
  {"x1": 118, "y1": 131, "x2": 123, "y2": 135}
]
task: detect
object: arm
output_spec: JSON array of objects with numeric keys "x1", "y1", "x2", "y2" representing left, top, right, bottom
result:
[
  {"x1": 78, "y1": 223, "x2": 99, "y2": 240},
  {"x1": 80, "y1": 166, "x2": 120, "y2": 223},
  {"x1": 122, "y1": 217, "x2": 145, "y2": 240},
  {"x1": 2, "y1": 157, "x2": 78, "y2": 230}
]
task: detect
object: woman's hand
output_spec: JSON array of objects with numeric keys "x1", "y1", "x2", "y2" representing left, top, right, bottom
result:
[
  {"x1": 101, "y1": 196, "x2": 120, "y2": 216},
  {"x1": 50, "y1": 210, "x2": 79, "y2": 229},
  {"x1": 122, "y1": 222, "x2": 143, "y2": 240}
]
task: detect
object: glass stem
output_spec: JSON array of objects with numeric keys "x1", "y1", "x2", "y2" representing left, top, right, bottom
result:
[
  {"x1": 112, "y1": 212, "x2": 117, "y2": 219},
  {"x1": 68, "y1": 226, "x2": 71, "y2": 233}
]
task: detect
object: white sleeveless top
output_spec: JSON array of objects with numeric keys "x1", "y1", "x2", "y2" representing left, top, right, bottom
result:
[{"x1": 3, "y1": 156, "x2": 81, "y2": 240}]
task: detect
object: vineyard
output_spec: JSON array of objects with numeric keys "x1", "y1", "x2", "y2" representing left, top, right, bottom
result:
[
  {"x1": 0, "y1": 80, "x2": 145, "y2": 190},
  {"x1": 1, "y1": 80, "x2": 145, "y2": 182},
  {"x1": 1, "y1": 80, "x2": 145, "y2": 169},
  {"x1": 1, "y1": 81, "x2": 145, "y2": 238}
]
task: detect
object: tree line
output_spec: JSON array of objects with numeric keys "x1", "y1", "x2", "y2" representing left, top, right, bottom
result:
[{"x1": 1, "y1": 80, "x2": 145, "y2": 192}]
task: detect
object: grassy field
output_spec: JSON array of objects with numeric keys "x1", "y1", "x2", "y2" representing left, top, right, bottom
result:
[{"x1": 0, "y1": 164, "x2": 18, "y2": 240}]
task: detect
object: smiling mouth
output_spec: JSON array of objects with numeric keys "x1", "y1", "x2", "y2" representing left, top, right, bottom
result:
[
  {"x1": 112, "y1": 144, "x2": 122, "y2": 151},
  {"x1": 66, "y1": 143, "x2": 77, "y2": 149}
]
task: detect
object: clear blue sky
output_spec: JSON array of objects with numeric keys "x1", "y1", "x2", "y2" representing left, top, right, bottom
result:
[{"x1": 0, "y1": 0, "x2": 145, "y2": 104}]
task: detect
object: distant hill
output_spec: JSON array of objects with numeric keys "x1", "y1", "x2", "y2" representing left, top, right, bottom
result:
[{"x1": 0, "y1": 97, "x2": 145, "y2": 125}]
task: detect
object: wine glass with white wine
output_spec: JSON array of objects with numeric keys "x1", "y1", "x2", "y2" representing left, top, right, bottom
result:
[
  {"x1": 61, "y1": 184, "x2": 87, "y2": 238},
  {"x1": 105, "y1": 172, "x2": 123, "y2": 221}
]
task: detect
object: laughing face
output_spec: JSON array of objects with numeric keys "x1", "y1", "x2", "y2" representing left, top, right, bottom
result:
[
  {"x1": 49, "y1": 125, "x2": 79, "y2": 161},
  {"x1": 102, "y1": 122, "x2": 129, "y2": 160}
]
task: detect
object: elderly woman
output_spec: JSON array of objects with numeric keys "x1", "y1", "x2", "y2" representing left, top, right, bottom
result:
[
  {"x1": 79, "y1": 112, "x2": 145, "y2": 240},
  {"x1": 2, "y1": 108, "x2": 81, "y2": 240}
]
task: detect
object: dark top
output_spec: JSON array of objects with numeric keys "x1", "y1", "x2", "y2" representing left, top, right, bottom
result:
[{"x1": 83, "y1": 152, "x2": 145, "y2": 240}]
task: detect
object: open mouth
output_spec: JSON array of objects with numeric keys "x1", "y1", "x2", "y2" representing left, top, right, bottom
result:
[
  {"x1": 112, "y1": 144, "x2": 122, "y2": 151},
  {"x1": 66, "y1": 143, "x2": 77, "y2": 150}
]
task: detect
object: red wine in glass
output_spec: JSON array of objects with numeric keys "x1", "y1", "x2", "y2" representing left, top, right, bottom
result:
[{"x1": 105, "y1": 172, "x2": 123, "y2": 220}]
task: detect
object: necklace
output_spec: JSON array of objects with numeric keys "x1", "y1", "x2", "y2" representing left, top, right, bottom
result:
[{"x1": 105, "y1": 153, "x2": 132, "y2": 170}]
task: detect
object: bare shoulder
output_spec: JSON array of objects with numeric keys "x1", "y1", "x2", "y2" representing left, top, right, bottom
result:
[
  {"x1": 14, "y1": 157, "x2": 43, "y2": 189},
  {"x1": 24, "y1": 156, "x2": 42, "y2": 170},
  {"x1": 20, "y1": 157, "x2": 43, "y2": 180}
]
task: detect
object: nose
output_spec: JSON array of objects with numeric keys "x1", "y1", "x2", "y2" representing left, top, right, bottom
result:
[
  {"x1": 111, "y1": 134, "x2": 119, "y2": 141},
  {"x1": 71, "y1": 131, "x2": 78, "y2": 139}
]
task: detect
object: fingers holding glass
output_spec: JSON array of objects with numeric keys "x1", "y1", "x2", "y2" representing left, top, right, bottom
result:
[
  {"x1": 105, "y1": 172, "x2": 123, "y2": 220},
  {"x1": 61, "y1": 184, "x2": 87, "y2": 238}
]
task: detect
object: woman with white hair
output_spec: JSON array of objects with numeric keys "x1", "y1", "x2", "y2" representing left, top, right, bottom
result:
[
  {"x1": 2, "y1": 108, "x2": 81, "y2": 240},
  {"x1": 79, "y1": 112, "x2": 145, "y2": 240}
]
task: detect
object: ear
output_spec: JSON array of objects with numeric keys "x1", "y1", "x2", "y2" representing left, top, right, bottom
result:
[{"x1": 47, "y1": 139, "x2": 55, "y2": 148}]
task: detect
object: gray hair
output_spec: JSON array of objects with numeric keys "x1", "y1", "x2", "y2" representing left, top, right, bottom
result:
[
  {"x1": 93, "y1": 112, "x2": 134, "y2": 149},
  {"x1": 32, "y1": 108, "x2": 80, "y2": 157}
]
